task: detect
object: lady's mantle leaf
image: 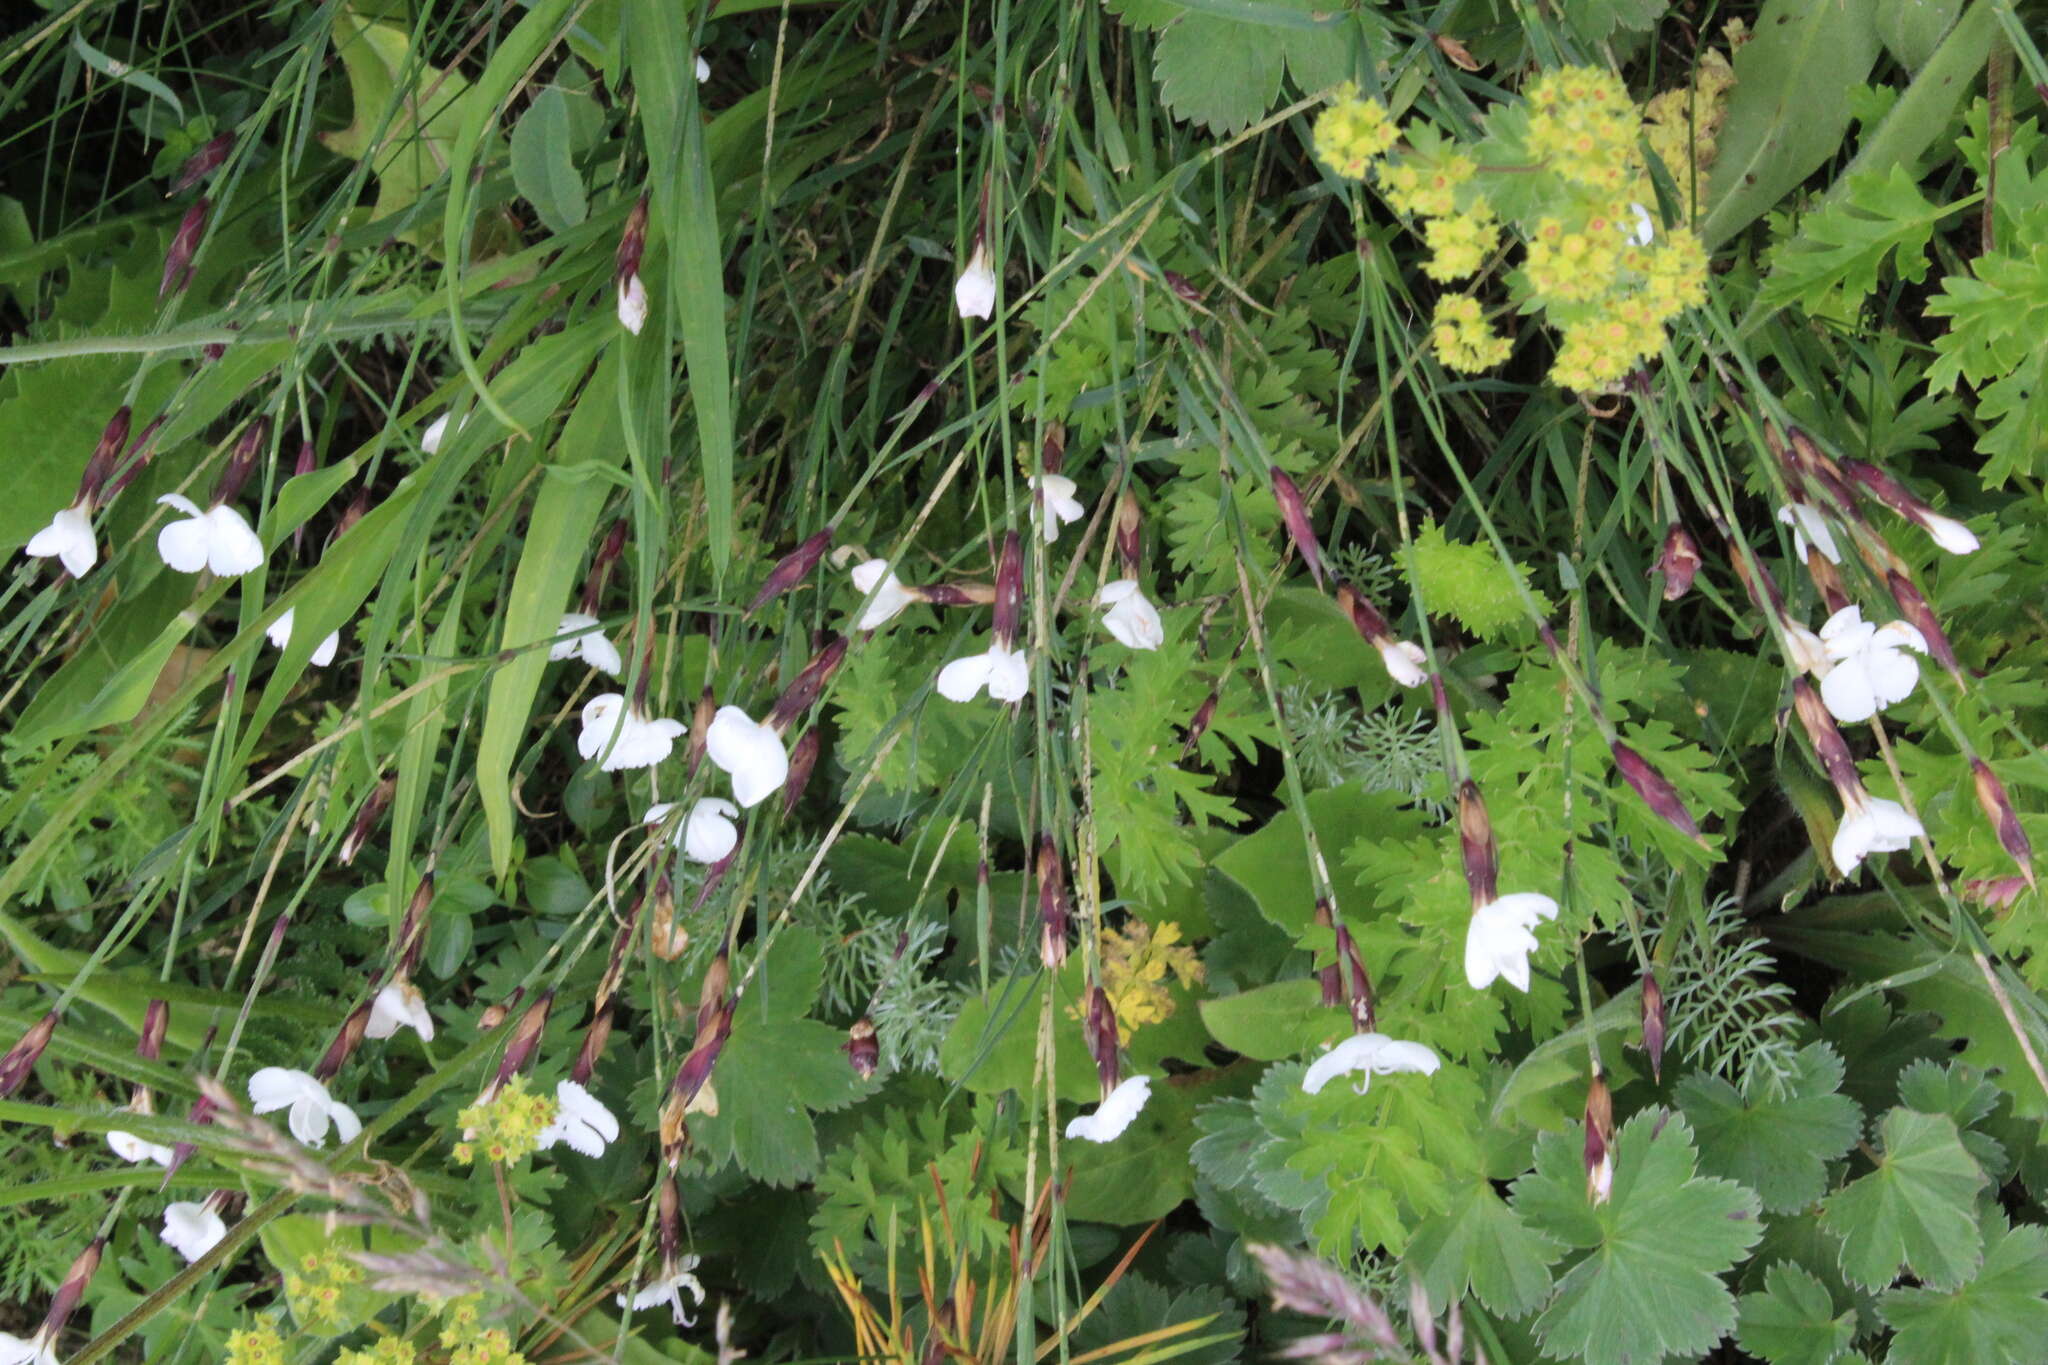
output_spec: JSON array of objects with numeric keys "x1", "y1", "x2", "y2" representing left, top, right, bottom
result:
[
  {"x1": 1675, "y1": 1042, "x2": 1863, "y2": 1213},
  {"x1": 1878, "y1": 1217, "x2": 2048, "y2": 1365},
  {"x1": 1510, "y1": 1110, "x2": 1762, "y2": 1365},
  {"x1": 1818, "y1": 1107, "x2": 1986, "y2": 1291},
  {"x1": 1735, "y1": 1261, "x2": 1857, "y2": 1365},
  {"x1": 1404, "y1": 1179, "x2": 1563, "y2": 1319}
]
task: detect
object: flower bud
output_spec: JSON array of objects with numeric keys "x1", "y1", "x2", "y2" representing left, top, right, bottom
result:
[
  {"x1": 160, "y1": 197, "x2": 210, "y2": 298},
  {"x1": 769, "y1": 634, "x2": 847, "y2": 729},
  {"x1": 1804, "y1": 548, "x2": 1851, "y2": 616},
  {"x1": 489, "y1": 990, "x2": 554, "y2": 1096},
  {"x1": 747, "y1": 526, "x2": 835, "y2": 615},
  {"x1": 1115, "y1": 487, "x2": 1143, "y2": 576},
  {"x1": 1336, "y1": 920, "x2": 1374, "y2": 1033},
  {"x1": 783, "y1": 727, "x2": 821, "y2": 817},
  {"x1": 0, "y1": 1011, "x2": 59, "y2": 1098},
  {"x1": 1639, "y1": 972, "x2": 1666, "y2": 1084},
  {"x1": 1457, "y1": 780, "x2": 1498, "y2": 908},
  {"x1": 1042, "y1": 422, "x2": 1066, "y2": 477},
  {"x1": 1163, "y1": 269, "x2": 1204, "y2": 303},
  {"x1": 1971, "y1": 759, "x2": 2035, "y2": 887},
  {"x1": 1584, "y1": 1072, "x2": 1614, "y2": 1205},
  {"x1": 312, "y1": 1000, "x2": 372, "y2": 1081},
  {"x1": 617, "y1": 195, "x2": 649, "y2": 281},
  {"x1": 1335, "y1": 581, "x2": 1391, "y2": 642},
  {"x1": 139, "y1": 999, "x2": 170, "y2": 1063},
  {"x1": 1790, "y1": 679, "x2": 1862, "y2": 796},
  {"x1": 1654, "y1": 525, "x2": 1703, "y2": 601},
  {"x1": 844, "y1": 1017, "x2": 879, "y2": 1080},
  {"x1": 75, "y1": 406, "x2": 133, "y2": 508},
  {"x1": 1312, "y1": 898, "x2": 1342, "y2": 1007},
  {"x1": 650, "y1": 870, "x2": 689, "y2": 960},
  {"x1": 104, "y1": 415, "x2": 164, "y2": 501},
  {"x1": 40, "y1": 1237, "x2": 105, "y2": 1339},
  {"x1": 570, "y1": 1003, "x2": 614, "y2": 1086},
  {"x1": 1611, "y1": 741, "x2": 1701, "y2": 840},
  {"x1": 339, "y1": 774, "x2": 396, "y2": 867},
  {"x1": 993, "y1": 531, "x2": 1025, "y2": 647},
  {"x1": 1269, "y1": 467, "x2": 1325, "y2": 589},
  {"x1": 1085, "y1": 984, "x2": 1120, "y2": 1091},
  {"x1": 1886, "y1": 570, "x2": 1961, "y2": 678},
  {"x1": 1036, "y1": 836, "x2": 1070, "y2": 970},
  {"x1": 917, "y1": 581, "x2": 997, "y2": 608},
  {"x1": 171, "y1": 133, "x2": 233, "y2": 194},
  {"x1": 1180, "y1": 689, "x2": 1218, "y2": 759}
]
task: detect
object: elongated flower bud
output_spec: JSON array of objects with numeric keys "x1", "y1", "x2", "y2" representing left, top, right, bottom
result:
[
  {"x1": 212, "y1": 417, "x2": 269, "y2": 507},
  {"x1": 340, "y1": 775, "x2": 396, "y2": 867},
  {"x1": 1042, "y1": 422, "x2": 1066, "y2": 476},
  {"x1": 171, "y1": 133, "x2": 233, "y2": 194},
  {"x1": 1611, "y1": 741, "x2": 1701, "y2": 840},
  {"x1": 1336, "y1": 920, "x2": 1374, "y2": 1033},
  {"x1": 783, "y1": 727, "x2": 820, "y2": 816},
  {"x1": 1584, "y1": 1072, "x2": 1614, "y2": 1205},
  {"x1": 917, "y1": 581, "x2": 997, "y2": 608},
  {"x1": 1312, "y1": 898, "x2": 1342, "y2": 1007},
  {"x1": 1971, "y1": 759, "x2": 2035, "y2": 887},
  {"x1": 1790, "y1": 678, "x2": 1863, "y2": 795},
  {"x1": 1457, "y1": 780, "x2": 1498, "y2": 908},
  {"x1": 160, "y1": 198, "x2": 210, "y2": 298},
  {"x1": 312, "y1": 1000, "x2": 372, "y2": 1081},
  {"x1": 1269, "y1": 467, "x2": 1325, "y2": 589},
  {"x1": 1037, "y1": 836, "x2": 1070, "y2": 969},
  {"x1": 75, "y1": 406, "x2": 133, "y2": 508},
  {"x1": 993, "y1": 532, "x2": 1025, "y2": 647},
  {"x1": 1886, "y1": 570, "x2": 1960, "y2": 678},
  {"x1": 657, "y1": 1173, "x2": 683, "y2": 1264},
  {"x1": 0, "y1": 1011, "x2": 59, "y2": 1098},
  {"x1": 844, "y1": 1018, "x2": 879, "y2": 1080},
  {"x1": 769, "y1": 634, "x2": 847, "y2": 729},
  {"x1": 1336, "y1": 581, "x2": 1391, "y2": 641},
  {"x1": 570, "y1": 1003, "x2": 614, "y2": 1086},
  {"x1": 1654, "y1": 525, "x2": 1702, "y2": 601},
  {"x1": 1805, "y1": 549, "x2": 1851, "y2": 616},
  {"x1": 1115, "y1": 488, "x2": 1143, "y2": 576},
  {"x1": 748, "y1": 526, "x2": 835, "y2": 615},
  {"x1": 1842, "y1": 459, "x2": 1978, "y2": 554},
  {"x1": 1084, "y1": 985, "x2": 1121, "y2": 1091},
  {"x1": 488, "y1": 991, "x2": 554, "y2": 1097},
  {"x1": 687, "y1": 685, "x2": 717, "y2": 775},
  {"x1": 140, "y1": 999, "x2": 169, "y2": 1063},
  {"x1": 40, "y1": 1237, "x2": 105, "y2": 1340},
  {"x1": 104, "y1": 415, "x2": 164, "y2": 501},
  {"x1": 650, "y1": 870, "x2": 689, "y2": 960},
  {"x1": 1640, "y1": 972, "x2": 1666, "y2": 1084}
]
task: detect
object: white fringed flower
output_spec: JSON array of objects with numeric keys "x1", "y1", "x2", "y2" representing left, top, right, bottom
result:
[
  {"x1": 953, "y1": 243, "x2": 996, "y2": 319},
  {"x1": 266, "y1": 608, "x2": 341, "y2": 667},
  {"x1": 1378, "y1": 639, "x2": 1427, "y2": 687},
  {"x1": 160, "y1": 1200, "x2": 228, "y2": 1263},
  {"x1": 1064, "y1": 1075, "x2": 1152, "y2": 1144},
  {"x1": 365, "y1": 979, "x2": 434, "y2": 1042},
  {"x1": 578, "y1": 693, "x2": 686, "y2": 772},
  {"x1": 1919, "y1": 512, "x2": 1979, "y2": 556},
  {"x1": 617, "y1": 275, "x2": 648, "y2": 335},
  {"x1": 1832, "y1": 792, "x2": 1924, "y2": 877},
  {"x1": 1098, "y1": 580, "x2": 1163, "y2": 651},
  {"x1": 705, "y1": 706, "x2": 790, "y2": 808},
  {"x1": 107, "y1": 1129, "x2": 176, "y2": 1167},
  {"x1": 619, "y1": 1255, "x2": 706, "y2": 1326},
  {"x1": 647, "y1": 798, "x2": 740, "y2": 864},
  {"x1": 1464, "y1": 892, "x2": 1560, "y2": 992},
  {"x1": 25, "y1": 502, "x2": 96, "y2": 578},
  {"x1": 1301, "y1": 1033, "x2": 1442, "y2": 1096},
  {"x1": 550, "y1": 612, "x2": 623, "y2": 677},
  {"x1": 1817, "y1": 605, "x2": 1927, "y2": 723},
  {"x1": 247, "y1": 1067, "x2": 361, "y2": 1148},
  {"x1": 1778, "y1": 503, "x2": 1841, "y2": 564},
  {"x1": 1031, "y1": 474, "x2": 1085, "y2": 544},
  {"x1": 850, "y1": 559, "x2": 917, "y2": 630},
  {"x1": 156, "y1": 494, "x2": 264, "y2": 577},
  {"x1": 538, "y1": 1079, "x2": 621, "y2": 1158},
  {"x1": 0, "y1": 1330, "x2": 57, "y2": 1365},
  {"x1": 937, "y1": 642, "x2": 1029, "y2": 703}
]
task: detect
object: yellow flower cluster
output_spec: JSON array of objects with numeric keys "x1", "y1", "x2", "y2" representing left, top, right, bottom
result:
[
  {"x1": 1379, "y1": 145, "x2": 1477, "y2": 219},
  {"x1": 227, "y1": 1328, "x2": 286, "y2": 1365},
  {"x1": 340, "y1": 1338, "x2": 418, "y2": 1365},
  {"x1": 439, "y1": 1300, "x2": 530, "y2": 1365},
  {"x1": 1431, "y1": 295, "x2": 1512, "y2": 373},
  {"x1": 1312, "y1": 86, "x2": 1398, "y2": 179},
  {"x1": 454, "y1": 1075, "x2": 556, "y2": 1166},
  {"x1": 1642, "y1": 29, "x2": 1742, "y2": 182},
  {"x1": 1526, "y1": 66, "x2": 1639, "y2": 193},
  {"x1": 1422, "y1": 204, "x2": 1501, "y2": 282},
  {"x1": 1094, "y1": 921, "x2": 1204, "y2": 1044},
  {"x1": 286, "y1": 1246, "x2": 364, "y2": 1332}
]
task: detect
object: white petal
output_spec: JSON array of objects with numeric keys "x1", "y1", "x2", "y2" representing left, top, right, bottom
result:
[
  {"x1": 551, "y1": 613, "x2": 600, "y2": 662},
  {"x1": 1098, "y1": 578, "x2": 1138, "y2": 606},
  {"x1": 286, "y1": 1097, "x2": 331, "y2": 1147},
  {"x1": 1832, "y1": 795, "x2": 1924, "y2": 876},
  {"x1": 1464, "y1": 895, "x2": 1555, "y2": 992},
  {"x1": 157, "y1": 493, "x2": 204, "y2": 518},
  {"x1": 421, "y1": 413, "x2": 452, "y2": 453},
  {"x1": 202, "y1": 506, "x2": 266, "y2": 576},
  {"x1": 578, "y1": 693, "x2": 626, "y2": 761},
  {"x1": 26, "y1": 504, "x2": 96, "y2": 577},
  {"x1": 579, "y1": 631, "x2": 623, "y2": 678},
  {"x1": 683, "y1": 797, "x2": 740, "y2": 864},
  {"x1": 366, "y1": 980, "x2": 434, "y2": 1042},
  {"x1": 1101, "y1": 588, "x2": 1163, "y2": 650},
  {"x1": 1820, "y1": 660, "x2": 1881, "y2": 723},
  {"x1": 1819, "y1": 605, "x2": 1874, "y2": 658},
  {"x1": 1872, "y1": 620, "x2": 1928, "y2": 655},
  {"x1": 617, "y1": 274, "x2": 649, "y2": 335},
  {"x1": 1779, "y1": 504, "x2": 1841, "y2": 564},
  {"x1": 1064, "y1": 1075, "x2": 1152, "y2": 1143},
  {"x1": 695, "y1": 55, "x2": 711, "y2": 82},
  {"x1": 161, "y1": 1202, "x2": 228, "y2": 1262},
  {"x1": 936, "y1": 651, "x2": 995, "y2": 701},
  {"x1": 107, "y1": 1129, "x2": 176, "y2": 1166},
  {"x1": 1378, "y1": 640, "x2": 1426, "y2": 687},
  {"x1": 1626, "y1": 201, "x2": 1655, "y2": 246},
  {"x1": 705, "y1": 706, "x2": 788, "y2": 808},
  {"x1": 954, "y1": 244, "x2": 996, "y2": 320},
  {"x1": 1302, "y1": 1035, "x2": 1387, "y2": 1095},
  {"x1": 311, "y1": 630, "x2": 342, "y2": 667},
  {"x1": 1373, "y1": 1040, "x2": 1443, "y2": 1076},
  {"x1": 985, "y1": 644, "x2": 1031, "y2": 701},
  {"x1": 156, "y1": 507, "x2": 212, "y2": 574},
  {"x1": 247, "y1": 1066, "x2": 321, "y2": 1115},
  {"x1": 327, "y1": 1100, "x2": 362, "y2": 1145},
  {"x1": 1785, "y1": 624, "x2": 1830, "y2": 675},
  {"x1": 0, "y1": 1335, "x2": 52, "y2": 1365},
  {"x1": 266, "y1": 608, "x2": 297, "y2": 651},
  {"x1": 540, "y1": 1079, "x2": 620, "y2": 1158},
  {"x1": 1864, "y1": 645, "x2": 1921, "y2": 710},
  {"x1": 1491, "y1": 892, "x2": 1560, "y2": 929},
  {"x1": 1921, "y1": 513, "x2": 1979, "y2": 555}
]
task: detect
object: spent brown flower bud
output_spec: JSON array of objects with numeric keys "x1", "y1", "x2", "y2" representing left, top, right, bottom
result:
[
  {"x1": 1037, "y1": 836, "x2": 1070, "y2": 970},
  {"x1": 769, "y1": 635, "x2": 847, "y2": 729},
  {"x1": 160, "y1": 197, "x2": 211, "y2": 298},
  {"x1": 783, "y1": 727, "x2": 820, "y2": 816},
  {"x1": 0, "y1": 1011, "x2": 59, "y2": 1098},
  {"x1": 489, "y1": 990, "x2": 554, "y2": 1094},
  {"x1": 1886, "y1": 570, "x2": 1960, "y2": 677},
  {"x1": 570, "y1": 1003, "x2": 614, "y2": 1086},
  {"x1": 993, "y1": 531, "x2": 1025, "y2": 646},
  {"x1": 104, "y1": 415, "x2": 164, "y2": 501},
  {"x1": 1312, "y1": 897, "x2": 1342, "y2": 1007},
  {"x1": 1971, "y1": 759, "x2": 2035, "y2": 888},
  {"x1": 139, "y1": 999, "x2": 169, "y2": 1063},
  {"x1": 1181, "y1": 688, "x2": 1219, "y2": 759},
  {"x1": 844, "y1": 1017, "x2": 880, "y2": 1080},
  {"x1": 1584, "y1": 1072, "x2": 1614, "y2": 1205},
  {"x1": 650, "y1": 870, "x2": 689, "y2": 961},
  {"x1": 1041, "y1": 421, "x2": 1066, "y2": 476},
  {"x1": 1085, "y1": 985, "x2": 1120, "y2": 1091},
  {"x1": 616, "y1": 195, "x2": 649, "y2": 283},
  {"x1": 1269, "y1": 467, "x2": 1325, "y2": 589},
  {"x1": 1639, "y1": 972, "x2": 1666, "y2": 1084},
  {"x1": 1791, "y1": 679, "x2": 1862, "y2": 794},
  {"x1": 917, "y1": 581, "x2": 996, "y2": 608},
  {"x1": 1654, "y1": 525, "x2": 1703, "y2": 601},
  {"x1": 1457, "y1": 780, "x2": 1498, "y2": 908},
  {"x1": 1338, "y1": 921, "x2": 1374, "y2": 1033},
  {"x1": 76, "y1": 406, "x2": 133, "y2": 507},
  {"x1": 1611, "y1": 741, "x2": 1702, "y2": 840},
  {"x1": 396, "y1": 871, "x2": 434, "y2": 977},
  {"x1": 1115, "y1": 487, "x2": 1143, "y2": 576},
  {"x1": 41, "y1": 1237, "x2": 105, "y2": 1338},
  {"x1": 747, "y1": 526, "x2": 835, "y2": 615},
  {"x1": 340, "y1": 775, "x2": 395, "y2": 868},
  {"x1": 1335, "y1": 580, "x2": 1392, "y2": 643},
  {"x1": 312, "y1": 1000, "x2": 372, "y2": 1081},
  {"x1": 687, "y1": 686, "x2": 717, "y2": 776}
]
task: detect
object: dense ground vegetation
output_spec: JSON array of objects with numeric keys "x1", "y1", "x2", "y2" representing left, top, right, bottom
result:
[{"x1": 4, "y1": 1, "x2": 2048, "y2": 1363}]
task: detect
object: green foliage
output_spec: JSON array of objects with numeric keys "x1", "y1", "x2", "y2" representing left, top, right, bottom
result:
[
  {"x1": 1757, "y1": 167, "x2": 1950, "y2": 315},
  {"x1": 1103, "y1": 0, "x2": 1384, "y2": 134},
  {"x1": 1877, "y1": 1215, "x2": 2048, "y2": 1365},
  {"x1": 1819, "y1": 1108, "x2": 1987, "y2": 1292},
  {"x1": 1402, "y1": 522, "x2": 1549, "y2": 641},
  {"x1": 1676, "y1": 1042, "x2": 1863, "y2": 1214},
  {"x1": 1735, "y1": 1262, "x2": 1858, "y2": 1365}
]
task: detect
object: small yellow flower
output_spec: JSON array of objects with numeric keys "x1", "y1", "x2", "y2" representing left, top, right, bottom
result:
[
  {"x1": 284, "y1": 1245, "x2": 364, "y2": 1332},
  {"x1": 1313, "y1": 86, "x2": 1399, "y2": 179},
  {"x1": 1526, "y1": 66, "x2": 1640, "y2": 191},
  {"x1": 1422, "y1": 202, "x2": 1501, "y2": 282},
  {"x1": 1379, "y1": 146, "x2": 1476, "y2": 219},
  {"x1": 228, "y1": 1328, "x2": 287, "y2": 1365},
  {"x1": 1072, "y1": 921, "x2": 1205, "y2": 1044},
  {"x1": 1431, "y1": 295, "x2": 1512, "y2": 373},
  {"x1": 453, "y1": 1075, "x2": 557, "y2": 1167},
  {"x1": 339, "y1": 1338, "x2": 419, "y2": 1365}
]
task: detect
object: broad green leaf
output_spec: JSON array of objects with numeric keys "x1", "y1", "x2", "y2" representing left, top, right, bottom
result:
[
  {"x1": 1676, "y1": 1042, "x2": 1863, "y2": 1213},
  {"x1": 1198, "y1": 978, "x2": 1349, "y2": 1060},
  {"x1": 1064, "y1": 1072, "x2": 1208, "y2": 1225},
  {"x1": 11, "y1": 607, "x2": 198, "y2": 747},
  {"x1": 1735, "y1": 1261, "x2": 1857, "y2": 1365},
  {"x1": 1563, "y1": 0, "x2": 1668, "y2": 44},
  {"x1": 1756, "y1": 167, "x2": 1960, "y2": 315},
  {"x1": 1832, "y1": 2, "x2": 1997, "y2": 200},
  {"x1": 1104, "y1": 0, "x2": 1384, "y2": 134},
  {"x1": 1404, "y1": 1179, "x2": 1563, "y2": 1319},
  {"x1": 1701, "y1": 0, "x2": 1881, "y2": 246},
  {"x1": 1878, "y1": 1217, "x2": 2048, "y2": 1365},
  {"x1": 1896, "y1": 1059, "x2": 2010, "y2": 1181},
  {"x1": 1214, "y1": 785, "x2": 1414, "y2": 936},
  {"x1": 939, "y1": 966, "x2": 1098, "y2": 1104},
  {"x1": 510, "y1": 85, "x2": 588, "y2": 234},
  {"x1": 258, "y1": 1215, "x2": 410, "y2": 1336},
  {"x1": 1512, "y1": 1111, "x2": 1763, "y2": 1365},
  {"x1": 319, "y1": 7, "x2": 478, "y2": 233},
  {"x1": 1820, "y1": 1107, "x2": 1986, "y2": 1291},
  {"x1": 1876, "y1": 0, "x2": 1965, "y2": 70}
]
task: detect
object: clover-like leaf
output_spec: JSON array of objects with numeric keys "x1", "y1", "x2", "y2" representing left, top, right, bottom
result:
[
  {"x1": 1511, "y1": 1110, "x2": 1762, "y2": 1365},
  {"x1": 1676, "y1": 1042, "x2": 1863, "y2": 1213},
  {"x1": 1819, "y1": 1107, "x2": 1986, "y2": 1291},
  {"x1": 1404, "y1": 1178, "x2": 1563, "y2": 1319},
  {"x1": 1878, "y1": 1216, "x2": 2048, "y2": 1365},
  {"x1": 1735, "y1": 1261, "x2": 1857, "y2": 1365}
]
